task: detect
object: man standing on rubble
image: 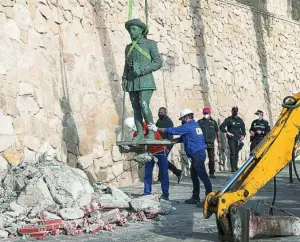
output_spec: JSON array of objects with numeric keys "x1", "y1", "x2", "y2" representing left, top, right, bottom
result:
[
  {"x1": 148, "y1": 109, "x2": 212, "y2": 207},
  {"x1": 124, "y1": 117, "x2": 169, "y2": 201},
  {"x1": 249, "y1": 110, "x2": 270, "y2": 152},
  {"x1": 156, "y1": 107, "x2": 182, "y2": 183},
  {"x1": 219, "y1": 107, "x2": 246, "y2": 172},
  {"x1": 197, "y1": 107, "x2": 221, "y2": 179}
]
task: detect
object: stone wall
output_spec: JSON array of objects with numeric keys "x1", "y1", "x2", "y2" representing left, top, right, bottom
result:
[{"x1": 0, "y1": 0, "x2": 300, "y2": 186}]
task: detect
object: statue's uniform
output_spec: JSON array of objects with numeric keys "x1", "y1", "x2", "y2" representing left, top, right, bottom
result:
[{"x1": 122, "y1": 37, "x2": 162, "y2": 139}]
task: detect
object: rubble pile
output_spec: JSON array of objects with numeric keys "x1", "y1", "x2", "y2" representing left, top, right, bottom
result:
[{"x1": 0, "y1": 152, "x2": 174, "y2": 239}]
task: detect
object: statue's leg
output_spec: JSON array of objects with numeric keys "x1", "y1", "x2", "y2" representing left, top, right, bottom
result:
[
  {"x1": 129, "y1": 91, "x2": 144, "y2": 141},
  {"x1": 139, "y1": 90, "x2": 155, "y2": 140}
]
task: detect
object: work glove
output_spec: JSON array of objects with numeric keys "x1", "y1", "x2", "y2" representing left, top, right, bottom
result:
[{"x1": 148, "y1": 123, "x2": 158, "y2": 132}]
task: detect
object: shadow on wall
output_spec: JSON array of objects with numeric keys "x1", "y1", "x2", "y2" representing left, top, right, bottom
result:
[
  {"x1": 236, "y1": 0, "x2": 273, "y2": 125},
  {"x1": 189, "y1": 0, "x2": 211, "y2": 108},
  {"x1": 217, "y1": 118, "x2": 230, "y2": 171},
  {"x1": 161, "y1": 55, "x2": 175, "y2": 109},
  {"x1": 93, "y1": 3, "x2": 124, "y2": 129},
  {"x1": 57, "y1": 1, "x2": 80, "y2": 167},
  {"x1": 290, "y1": 0, "x2": 300, "y2": 21}
]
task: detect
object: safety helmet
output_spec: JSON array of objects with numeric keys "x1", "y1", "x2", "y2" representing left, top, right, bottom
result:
[
  {"x1": 178, "y1": 109, "x2": 194, "y2": 120},
  {"x1": 124, "y1": 117, "x2": 136, "y2": 131}
]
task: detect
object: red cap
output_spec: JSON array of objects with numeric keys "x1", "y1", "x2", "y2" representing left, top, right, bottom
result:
[{"x1": 203, "y1": 107, "x2": 211, "y2": 114}]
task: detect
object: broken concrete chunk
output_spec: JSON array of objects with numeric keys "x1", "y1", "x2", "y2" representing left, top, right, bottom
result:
[
  {"x1": 60, "y1": 208, "x2": 84, "y2": 220},
  {"x1": 110, "y1": 187, "x2": 131, "y2": 202},
  {"x1": 0, "y1": 214, "x2": 14, "y2": 229},
  {"x1": 77, "y1": 193, "x2": 92, "y2": 208},
  {"x1": 17, "y1": 178, "x2": 55, "y2": 208},
  {"x1": 43, "y1": 164, "x2": 94, "y2": 208},
  {"x1": 130, "y1": 197, "x2": 161, "y2": 213},
  {"x1": 97, "y1": 194, "x2": 129, "y2": 209},
  {"x1": 0, "y1": 230, "x2": 8, "y2": 238},
  {"x1": 101, "y1": 208, "x2": 121, "y2": 225},
  {"x1": 160, "y1": 199, "x2": 173, "y2": 215},
  {"x1": 9, "y1": 202, "x2": 25, "y2": 217}
]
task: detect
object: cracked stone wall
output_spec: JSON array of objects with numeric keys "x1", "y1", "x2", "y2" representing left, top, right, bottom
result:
[{"x1": 0, "y1": 0, "x2": 300, "y2": 186}]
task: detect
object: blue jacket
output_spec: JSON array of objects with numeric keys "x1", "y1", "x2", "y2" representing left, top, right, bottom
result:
[{"x1": 164, "y1": 120, "x2": 207, "y2": 158}]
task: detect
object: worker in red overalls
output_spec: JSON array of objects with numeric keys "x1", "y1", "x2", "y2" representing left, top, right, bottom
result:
[{"x1": 124, "y1": 117, "x2": 169, "y2": 200}]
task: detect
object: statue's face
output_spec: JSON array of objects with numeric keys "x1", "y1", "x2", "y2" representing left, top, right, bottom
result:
[{"x1": 129, "y1": 25, "x2": 143, "y2": 40}]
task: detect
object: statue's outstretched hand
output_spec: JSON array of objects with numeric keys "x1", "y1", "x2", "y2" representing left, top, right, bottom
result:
[{"x1": 148, "y1": 123, "x2": 158, "y2": 132}]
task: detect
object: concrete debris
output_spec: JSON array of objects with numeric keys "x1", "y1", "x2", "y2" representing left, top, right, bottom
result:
[
  {"x1": 59, "y1": 208, "x2": 84, "y2": 220},
  {"x1": 0, "y1": 230, "x2": 8, "y2": 238},
  {"x1": 0, "y1": 151, "x2": 175, "y2": 239}
]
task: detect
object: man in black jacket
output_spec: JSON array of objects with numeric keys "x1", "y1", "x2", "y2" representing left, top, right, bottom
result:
[
  {"x1": 197, "y1": 107, "x2": 221, "y2": 179},
  {"x1": 219, "y1": 107, "x2": 246, "y2": 172},
  {"x1": 156, "y1": 107, "x2": 182, "y2": 183},
  {"x1": 249, "y1": 110, "x2": 270, "y2": 152}
]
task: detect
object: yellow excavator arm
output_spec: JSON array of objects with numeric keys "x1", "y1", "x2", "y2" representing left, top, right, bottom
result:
[{"x1": 203, "y1": 93, "x2": 300, "y2": 241}]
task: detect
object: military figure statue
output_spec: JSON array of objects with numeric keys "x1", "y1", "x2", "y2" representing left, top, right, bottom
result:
[{"x1": 122, "y1": 19, "x2": 162, "y2": 141}]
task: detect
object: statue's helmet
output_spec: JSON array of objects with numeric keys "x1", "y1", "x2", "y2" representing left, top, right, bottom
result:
[
  {"x1": 124, "y1": 117, "x2": 136, "y2": 131},
  {"x1": 125, "y1": 18, "x2": 148, "y2": 37}
]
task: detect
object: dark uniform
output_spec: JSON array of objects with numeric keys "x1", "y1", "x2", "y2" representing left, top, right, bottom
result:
[
  {"x1": 220, "y1": 110, "x2": 246, "y2": 171},
  {"x1": 249, "y1": 118, "x2": 270, "y2": 152},
  {"x1": 197, "y1": 117, "x2": 219, "y2": 175},
  {"x1": 156, "y1": 116, "x2": 182, "y2": 177}
]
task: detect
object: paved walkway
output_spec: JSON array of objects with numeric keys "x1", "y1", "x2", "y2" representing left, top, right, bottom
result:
[{"x1": 2, "y1": 166, "x2": 300, "y2": 242}]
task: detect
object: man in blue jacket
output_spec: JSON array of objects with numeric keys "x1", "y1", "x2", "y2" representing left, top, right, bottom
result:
[{"x1": 148, "y1": 109, "x2": 212, "y2": 206}]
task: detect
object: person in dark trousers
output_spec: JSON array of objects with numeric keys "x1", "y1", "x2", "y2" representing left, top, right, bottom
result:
[
  {"x1": 197, "y1": 107, "x2": 221, "y2": 179},
  {"x1": 148, "y1": 109, "x2": 212, "y2": 207},
  {"x1": 156, "y1": 107, "x2": 183, "y2": 183},
  {"x1": 219, "y1": 107, "x2": 246, "y2": 172},
  {"x1": 249, "y1": 110, "x2": 270, "y2": 152}
]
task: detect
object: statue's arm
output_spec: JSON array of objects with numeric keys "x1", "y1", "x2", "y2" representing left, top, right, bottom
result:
[{"x1": 139, "y1": 40, "x2": 162, "y2": 76}]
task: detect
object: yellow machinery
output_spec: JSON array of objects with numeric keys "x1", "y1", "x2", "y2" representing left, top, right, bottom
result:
[{"x1": 203, "y1": 93, "x2": 300, "y2": 241}]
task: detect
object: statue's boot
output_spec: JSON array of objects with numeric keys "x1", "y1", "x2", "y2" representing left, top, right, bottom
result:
[
  {"x1": 146, "y1": 130, "x2": 156, "y2": 140},
  {"x1": 132, "y1": 112, "x2": 144, "y2": 142}
]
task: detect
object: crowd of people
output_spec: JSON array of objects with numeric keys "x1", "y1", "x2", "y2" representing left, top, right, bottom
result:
[{"x1": 124, "y1": 106, "x2": 271, "y2": 206}]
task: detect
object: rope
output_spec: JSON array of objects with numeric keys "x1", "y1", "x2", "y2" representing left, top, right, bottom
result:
[
  {"x1": 145, "y1": 0, "x2": 149, "y2": 26},
  {"x1": 128, "y1": 0, "x2": 133, "y2": 20}
]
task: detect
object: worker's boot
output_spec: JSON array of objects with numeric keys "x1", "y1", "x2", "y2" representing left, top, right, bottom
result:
[{"x1": 184, "y1": 197, "x2": 199, "y2": 204}]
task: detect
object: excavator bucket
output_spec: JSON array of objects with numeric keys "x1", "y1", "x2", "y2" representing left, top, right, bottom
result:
[{"x1": 217, "y1": 206, "x2": 300, "y2": 242}]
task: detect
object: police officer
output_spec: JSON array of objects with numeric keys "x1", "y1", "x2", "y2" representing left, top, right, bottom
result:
[
  {"x1": 249, "y1": 110, "x2": 270, "y2": 152},
  {"x1": 197, "y1": 107, "x2": 221, "y2": 179},
  {"x1": 219, "y1": 107, "x2": 246, "y2": 172},
  {"x1": 156, "y1": 107, "x2": 182, "y2": 183},
  {"x1": 148, "y1": 109, "x2": 212, "y2": 207}
]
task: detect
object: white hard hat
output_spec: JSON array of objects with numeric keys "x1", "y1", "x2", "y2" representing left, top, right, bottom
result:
[
  {"x1": 124, "y1": 117, "x2": 136, "y2": 131},
  {"x1": 179, "y1": 109, "x2": 194, "y2": 120}
]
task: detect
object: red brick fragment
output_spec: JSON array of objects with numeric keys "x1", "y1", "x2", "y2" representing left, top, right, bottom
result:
[
  {"x1": 39, "y1": 219, "x2": 62, "y2": 225},
  {"x1": 51, "y1": 229, "x2": 60, "y2": 236},
  {"x1": 19, "y1": 226, "x2": 41, "y2": 234},
  {"x1": 29, "y1": 231, "x2": 48, "y2": 239}
]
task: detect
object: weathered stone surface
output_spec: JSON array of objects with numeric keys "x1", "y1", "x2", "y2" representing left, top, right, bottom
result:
[
  {"x1": 0, "y1": 0, "x2": 299, "y2": 187},
  {"x1": 78, "y1": 154, "x2": 93, "y2": 169},
  {"x1": 111, "y1": 145, "x2": 123, "y2": 162}
]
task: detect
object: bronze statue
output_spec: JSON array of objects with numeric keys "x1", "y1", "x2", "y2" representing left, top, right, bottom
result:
[{"x1": 122, "y1": 19, "x2": 162, "y2": 141}]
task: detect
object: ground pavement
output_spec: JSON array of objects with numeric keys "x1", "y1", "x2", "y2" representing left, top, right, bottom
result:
[{"x1": 2, "y1": 166, "x2": 300, "y2": 242}]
